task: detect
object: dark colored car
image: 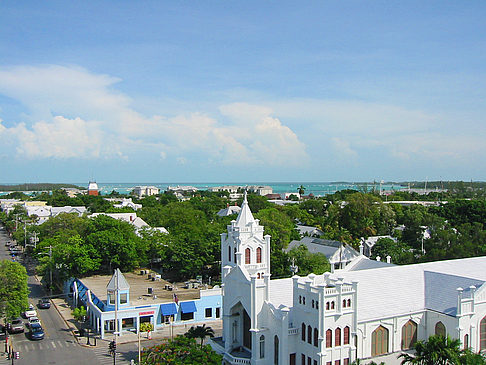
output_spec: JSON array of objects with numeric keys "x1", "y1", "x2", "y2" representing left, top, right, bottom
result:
[
  {"x1": 7, "y1": 318, "x2": 24, "y2": 334},
  {"x1": 29, "y1": 323, "x2": 44, "y2": 340},
  {"x1": 37, "y1": 299, "x2": 51, "y2": 309}
]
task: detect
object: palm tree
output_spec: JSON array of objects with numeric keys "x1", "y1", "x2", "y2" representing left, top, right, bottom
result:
[
  {"x1": 297, "y1": 185, "x2": 306, "y2": 196},
  {"x1": 399, "y1": 335, "x2": 462, "y2": 365},
  {"x1": 184, "y1": 324, "x2": 215, "y2": 347}
]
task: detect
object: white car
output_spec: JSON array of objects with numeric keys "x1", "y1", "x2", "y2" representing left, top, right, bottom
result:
[
  {"x1": 24, "y1": 304, "x2": 37, "y2": 318},
  {"x1": 28, "y1": 316, "x2": 40, "y2": 327}
]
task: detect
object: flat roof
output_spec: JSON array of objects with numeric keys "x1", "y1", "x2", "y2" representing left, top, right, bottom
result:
[{"x1": 80, "y1": 272, "x2": 202, "y2": 307}]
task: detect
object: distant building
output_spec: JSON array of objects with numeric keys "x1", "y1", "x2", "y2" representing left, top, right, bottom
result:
[
  {"x1": 248, "y1": 185, "x2": 273, "y2": 196},
  {"x1": 296, "y1": 225, "x2": 324, "y2": 238},
  {"x1": 112, "y1": 198, "x2": 142, "y2": 210},
  {"x1": 360, "y1": 235, "x2": 397, "y2": 257},
  {"x1": 89, "y1": 212, "x2": 168, "y2": 235},
  {"x1": 88, "y1": 181, "x2": 99, "y2": 196},
  {"x1": 286, "y1": 237, "x2": 360, "y2": 271},
  {"x1": 132, "y1": 186, "x2": 159, "y2": 198},
  {"x1": 217, "y1": 204, "x2": 242, "y2": 217}
]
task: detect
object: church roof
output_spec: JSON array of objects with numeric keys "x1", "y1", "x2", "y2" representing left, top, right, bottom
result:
[
  {"x1": 106, "y1": 268, "x2": 130, "y2": 291},
  {"x1": 235, "y1": 191, "x2": 255, "y2": 227}
]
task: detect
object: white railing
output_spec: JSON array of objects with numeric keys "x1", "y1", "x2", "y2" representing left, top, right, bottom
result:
[
  {"x1": 288, "y1": 327, "x2": 299, "y2": 335},
  {"x1": 224, "y1": 354, "x2": 251, "y2": 364}
]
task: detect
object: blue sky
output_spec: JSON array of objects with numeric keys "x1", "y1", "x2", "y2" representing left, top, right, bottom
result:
[{"x1": 0, "y1": 1, "x2": 485, "y2": 183}]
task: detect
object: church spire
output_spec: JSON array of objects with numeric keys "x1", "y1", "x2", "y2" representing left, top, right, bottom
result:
[{"x1": 235, "y1": 190, "x2": 255, "y2": 227}]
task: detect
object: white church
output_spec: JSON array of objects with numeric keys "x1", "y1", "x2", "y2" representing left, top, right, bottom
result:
[{"x1": 210, "y1": 193, "x2": 486, "y2": 364}]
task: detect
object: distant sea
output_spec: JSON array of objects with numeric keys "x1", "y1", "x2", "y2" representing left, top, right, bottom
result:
[{"x1": 74, "y1": 182, "x2": 406, "y2": 197}]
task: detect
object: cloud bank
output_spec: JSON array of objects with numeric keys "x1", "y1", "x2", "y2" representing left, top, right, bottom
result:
[{"x1": 0, "y1": 65, "x2": 308, "y2": 167}]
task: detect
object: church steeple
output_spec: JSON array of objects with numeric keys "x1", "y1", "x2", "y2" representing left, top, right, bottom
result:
[
  {"x1": 220, "y1": 191, "x2": 271, "y2": 278},
  {"x1": 235, "y1": 191, "x2": 255, "y2": 228}
]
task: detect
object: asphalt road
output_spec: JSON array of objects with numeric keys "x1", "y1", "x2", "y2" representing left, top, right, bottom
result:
[{"x1": 0, "y1": 226, "x2": 103, "y2": 365}]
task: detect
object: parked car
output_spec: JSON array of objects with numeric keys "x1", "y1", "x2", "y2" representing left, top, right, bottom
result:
[
  {"x1": 29, "y1": 323, "x2": 44, "y2": 340},
  {"x1": 24, "y1": 304, "x2": 37, "y2": 318},
  {"x1": 7, "y1": 318, "x2": 24, "y2": 334},
  {"x1": 38, "y1": 298, "x2": 51, "y2": 309},
  {"x1": 28, "y1": 316, "x2": 40, "y2": 327}
]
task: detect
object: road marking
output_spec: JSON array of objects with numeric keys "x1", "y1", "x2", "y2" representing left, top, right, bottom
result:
[
  {"x1": 51, "y1": 341, "x2": 56, "y2": 348},
  {"x1": 38, "y1": 343, "x2": 43, "y2": 350}
]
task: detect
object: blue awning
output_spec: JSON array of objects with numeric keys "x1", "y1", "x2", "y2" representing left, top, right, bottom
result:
[
  {"x1": 161, "y1": 303, "x2": 177, "y2": 316},
  {"x1": 180, "y1": 301, "x2": 197, "y2": 314}
]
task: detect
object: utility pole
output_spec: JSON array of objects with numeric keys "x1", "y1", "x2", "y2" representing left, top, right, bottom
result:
[
  {"x1": 114, "y1": 269, "x2": 119, "y2": 365},
  {"x1": 49, "y1": 245, "x2": 53, "y2": 297}
]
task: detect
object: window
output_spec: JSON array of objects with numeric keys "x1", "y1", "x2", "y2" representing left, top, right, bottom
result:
[
  {"x1": 228, "y1": 246, "x2": 232, "y2": 262},
  {"x1": 205, "y1": 308, "x2": 212, "y2": 318},
  {"x1": 302, "y1": 323, "x2": 306, "y2": 341},
  {"x1": 343, "y1": 299, "x2": 346, "y2": 308},
  {"x1": 307, "y1": 357, "x2": 311, "y2": 365},
  {"x1": 120, "y1": 293, "x2": 128, "y2": 304},
  {"x1": 290, "y1": 353, "x2": 296, "y2": 365},
  {"x1": 326, "y1": 302, "x2": 330, "y2": 310},
  {"x1": 401, "y1": 320, "x2": 417, "y2": 350},
  {"x1": 299, "y1": 296, "x2": 302, "y2": 304},
  {"x1": 303, "y1": 297, "x2": 306, "y2": 305},
  {"x1": 481, "y1": 316, "x2": 486, "y2": 351},
  {"x1": 435, "y1": 321, "x2": 446, "y2": 337},
  {"x1": 335, "y1": 361, "x2": 340, "y2": 365},
  {"x1": 274, "y1": 336, "x2": 279, "y2": 365},
  {"x1": 313, "y1": 328, "x2": 318, "y2": 347},
  {"x1": 331, "y1": 301, "x2": 335, "y2": 309},
  {"x1": 307, "y1": 325, "x2": 312, "y2": 344},
  {"x1": 335, "y1": 327, "x2": 341, "y2": 346},
  {"x1": 257, "y1": 273, "x2": 261, "y2": 279},
  {"x1": 327, "y1": 362, "x2": 332, "y2": 365},
  {"x1": 464, "y1": 334, "x2": 469, "y2": 350},
  {"x1": 312, "y1": 300, "x2": 314, "y2": 308},
  {"x1": 326, "y1": 329, "x2": 332, "y2": 348},
  {"x1": 316, "y1": 301, "x2": 319, "y2": 309},
  {"x1": 181, "y1": 312, "x2": 194, "y2": 321},
  {"x1": 215, "y1": 307, "x2": 220, "y2": 318},
  {"x1": 301, "y1": 354, "x2": 306, "y2": 365},
  {"x1": 347, "y1": 299, "x2": 351, "y2": 307},
  {"x1": 344, "y1": 326, "x2": 350, "y2": 345},
  {"x1": 108, "y1": 293, "x2": 115, "y2": 305},
  {"x1": 314, "y1": 361, "x2": 318, "y2": 365},
  {"x1": 260, "y1": 335, "x2": 265, "y2": 358},
  {"x1": 371, "y1": 326, "x2": 389, "y2": 357},
  {"x1": 232, "y1": 321, "x2": 238, "y2": 343},
  {"x1": 257, "y1": 247, "x2": 262, "y2": 263},
  {"x1": 234, "y1": 247, "x2": 236, "y2": 263},
  {"x1": 344, "y1": 360, "x2": 349, "y2": 365},
  {"x1": 245, "y1": 248, "x2": 251, "y2": 264}
]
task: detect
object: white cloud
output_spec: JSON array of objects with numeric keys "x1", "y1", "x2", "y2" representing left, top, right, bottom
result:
[{"x1": 0, "y1": 65, "x2": 308, "y2": 167}]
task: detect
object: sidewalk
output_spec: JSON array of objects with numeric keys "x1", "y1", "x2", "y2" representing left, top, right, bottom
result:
[{"x1": 51, "y1": 296, "x2": 222, "y2": 347}]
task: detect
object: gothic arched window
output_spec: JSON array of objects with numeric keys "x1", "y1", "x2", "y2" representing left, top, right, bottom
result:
[
  {"x1": 228, "y1": 246, "x2": 232, "y2": 262},
  {"x1": 301, "y1": 323, "x2": 306, "y2": 341},
  {"x1": 245, "y1": 248, "x2": 251, "y2": 264},
  {"x1": 260, "y1": 335, "x2": 265, "y2": 358},
  {"x1": 307, "y1": 325, "x2": 312, "y2": 344},
  {"x1": 274, "y1": 335, "x2": 279, "y2": 365},
  {"x1": 480, "y1": 316, "x2": 486, "y2": 351},
  {"x1": 401, "y1": 320, "x2": 417, "y2": 350},
  {"x1": 234, "y1": 247, "x2": 236, "y2": 263},
  {"x1": 326, "y1": 329, "x2": 332, "y2": 348},
  {"x1": 371, "y1": 326, "x2": 388, "y2": 357},
  {"x1": 343, "y1": 326, "x2": 350, "y2": 345},
  {"x1": 435, "y1": 322, "x2": 446, "y2": 337},
  {"x1": 256, "y1": 247, "x2": 262, "y2": 263},
  {"x1": 335, "y1": 328, "x2": 341, "y2": 346},
  {"x1": 314, "y1": 328, "x2": 318, "y2": 347}
]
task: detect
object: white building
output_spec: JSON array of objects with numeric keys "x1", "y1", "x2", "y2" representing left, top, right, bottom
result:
[
  {"x1": 112, "y1": 198, "x2": 142, "y2": 210},
  {"x1": 132, "y1": 186, "x2": 159, "y2": 198},
  {"x1": 218, "y1": 205, "x2": 242, "y2": 217},
  {"x1": 211, "y1": 194, "x2": 486, "y2": 365}
]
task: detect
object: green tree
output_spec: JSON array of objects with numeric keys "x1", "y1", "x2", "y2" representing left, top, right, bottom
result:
[
  {"x1": 141, "y1": 335, "x2": 222, "y2": 365},
  {"x1": 0, "y1": 260, "x2": 29, "y2": 319},
  {"x1": 297, "y1": 185, "x2": 306, "y2": 195},
  {"x1": 185, "y1": 324, "x2": 215, "y2": 348},
  {"x1": 399, "y1": 335, "x2": 463, "y2": 365},
  {"x1": 371, "y1": 237, "x2": 414, "y2": 264},
  {"x1": 287, "y1": 244, "x2": 330, "y2": 276}
]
